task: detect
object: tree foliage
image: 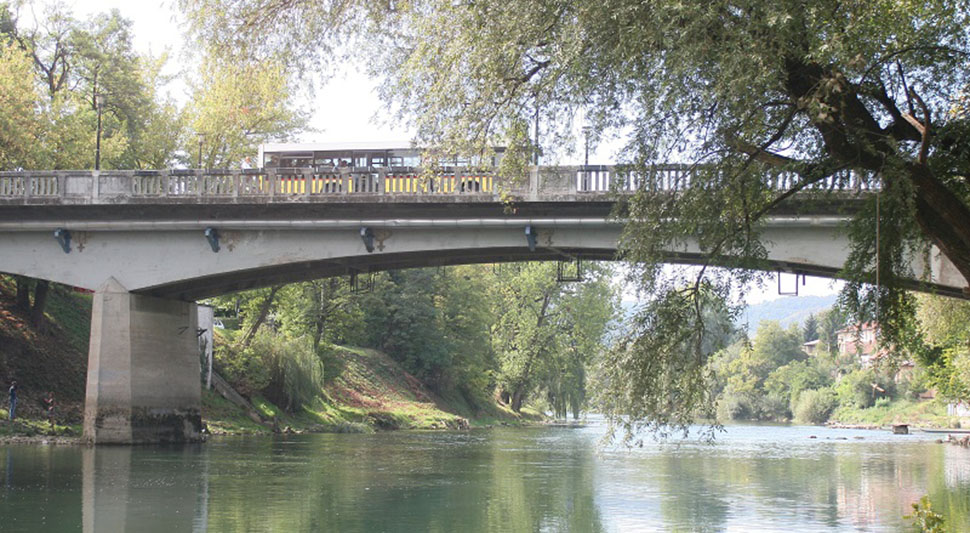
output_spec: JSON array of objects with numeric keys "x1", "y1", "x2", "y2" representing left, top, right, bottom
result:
[
  {"x1": 490, "y1": 263, "x2": 618, "y2": 416},
  {"x1": 178, "y1": 0, "x2": 970, "y2": 435},
  {"x1": 185, "y1": 56, "x2": 307, "y2": 168}
]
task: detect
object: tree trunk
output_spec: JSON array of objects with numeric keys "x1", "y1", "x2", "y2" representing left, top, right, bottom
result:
[
  {"x1": 312, "y1": 318, "x2": 324, "y2": 351},
  {"x1": 510, "y1": 388, "x2": 525, "y2": 413},
  {"x1": 908, "y1": 164, "x2": 970, "y2": 287},
  {"x1": 782, "y1": 58, "x2": 970, "y2": 290},
  {"x1": 29, "y1": 280, "x2": 49, "y2": 327},
  {"x1": 14, "y1": 276, "x2": 31, "y2": 311},
  {"x1": 241, "y1": 285, "x2": 282, "y2": 348}
]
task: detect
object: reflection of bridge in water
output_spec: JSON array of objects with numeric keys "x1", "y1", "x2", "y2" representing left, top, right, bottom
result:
[{"x1": 0, "y1": 166, "x2": 966, "y2": 444}]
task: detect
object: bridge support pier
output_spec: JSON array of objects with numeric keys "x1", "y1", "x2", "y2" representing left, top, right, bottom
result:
[{"x1": 83, "y1": 278, "x2": 202, "y2": 444}]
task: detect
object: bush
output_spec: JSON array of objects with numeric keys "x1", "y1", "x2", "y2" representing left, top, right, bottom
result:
[
  {"x1": 260, "y1": 333, "x2": 325, "y2": 412},
  {"x1": 836, "y1": 368, "x2": 878, "y2": 409},
  {"x1": 759, "y1": 391, "x2": 791, "y2": 420},
  {"x1": 793, "y1": 388, "x2": 838, "y2": 424},
  {"x1": 214, "y1": 341, "x2": 272, "y2": 397},
  {"x1": 717, "y1": 392, "x2": 755, "y2": 421},
  {"x1": 214, "y1": 331, "x2": 325, "y2": 412}
]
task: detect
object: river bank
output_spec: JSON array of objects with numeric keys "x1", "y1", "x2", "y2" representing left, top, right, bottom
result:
[
  {"x1": 828, "y1": 397, "x2": 965, "y2": 429},
  {"x1": 200, "y1": 346, "x2": 543, "y2": 437},
  {"x1": 1, "y1": 275, "x2": 543, "y2": 443}
]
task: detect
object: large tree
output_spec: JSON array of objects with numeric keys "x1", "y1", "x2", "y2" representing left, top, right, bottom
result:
[{"x1": 179, "y1": 0, "x2": 970, "y2": 434}]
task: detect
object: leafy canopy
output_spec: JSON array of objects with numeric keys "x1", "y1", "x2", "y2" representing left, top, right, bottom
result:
[{"x1": 179, "y1": 0, "x2": 970, "y2": 435}]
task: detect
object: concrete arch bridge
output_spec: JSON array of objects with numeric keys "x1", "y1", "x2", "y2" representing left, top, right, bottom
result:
[{"x1": 0, "y1": 166, "x2": 965, "y2": 444}]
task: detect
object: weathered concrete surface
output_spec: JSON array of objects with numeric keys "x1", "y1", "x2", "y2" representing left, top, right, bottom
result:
[
  {"x1": 0, "y1": 216, "x2": 965, "y2": 299},
  {"x1": 83, "y1": 278, "x2": 202, "y2": 444}
]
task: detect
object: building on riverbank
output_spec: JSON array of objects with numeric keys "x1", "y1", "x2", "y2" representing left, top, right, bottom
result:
[{"x1": 837, "y1": 322, "x2": 884, "y2": 367}]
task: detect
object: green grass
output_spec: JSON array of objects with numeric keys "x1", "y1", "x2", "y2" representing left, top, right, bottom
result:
[
  {"x1": 44, "y1": 285, "x2": 93, "y2": 354},
  {"x1": 831, "y1": 398, "x2": 954, "y2": 427},
  {"x1": 0, "y1": 410, "x2": 81, "y2": 439},
  {"x1": 202, "y1": 345, "x2": 544, "y2": 435}
]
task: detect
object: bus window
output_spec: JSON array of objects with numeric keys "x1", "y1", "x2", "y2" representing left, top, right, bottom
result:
[
  {"x1": 370, "y1": 156, "x2": 386, "y2": 166},
  {"x1": 282, "y1": 157, "x2": 312, "y2": 167},
  {"x1": 389, "y1": 156, "x2": 404, "y2": 166}
]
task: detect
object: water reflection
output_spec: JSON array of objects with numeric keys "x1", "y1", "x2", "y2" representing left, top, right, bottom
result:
[
  {"x1": 0, "y1": 425, "x2": 967, "y2": 532},
  {"x1": 80, "y1": 446, "x2": 206, "y2": 533}
]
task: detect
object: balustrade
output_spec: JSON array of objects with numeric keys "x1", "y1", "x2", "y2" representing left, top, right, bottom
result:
[{"x1": 0, "y1": 165, "x2": 879, "y2": 203}]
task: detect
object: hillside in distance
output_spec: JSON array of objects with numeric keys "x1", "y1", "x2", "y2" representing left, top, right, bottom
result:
[{"x1": 738, "y1": 294, "x2": 837, "y2": 334}]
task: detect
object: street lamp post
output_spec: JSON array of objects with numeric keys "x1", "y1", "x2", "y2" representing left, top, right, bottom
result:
[
  {"x1": 196, "y1": 133, "x2": 206, "y2": 168},
  {"x1": 95, "y1": 94, "x2": 103, "y2": 170}
]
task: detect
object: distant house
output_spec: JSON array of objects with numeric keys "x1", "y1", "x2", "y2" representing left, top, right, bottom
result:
[
  {"x1": 837, "y1": 322, "x2": 885, "y2": 367},
  {"x1": 802, "y1": 339, "x2": 821, "y2": 356}
]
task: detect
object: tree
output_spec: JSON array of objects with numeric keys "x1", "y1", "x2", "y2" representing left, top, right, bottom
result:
[
  {"x1": 915, "y1": 294, "x2": 970, "y2": 402},
  {"x1": 240, "y1": 285, "x2": 283, "y2": 348},
  {"x1": 803, "y1": 314, "x2": 819, "y2": 343},
  {"x1": 0, "y1": 41, "x2": 45, "y2": 169},
  {"x1": 181, "y1": 0, "x2": 970, "y2": 434},
  {"x1": 1, "y1": 2, "x2": 187, "y2": 319},
  {"x1": 489, "y1": 263, "x2": 562, "y2": 413},
  {"x1": 185, "y1": 56, "x2": 307, "y2": 168},
  {"x1": 541, "y1": 264, "x2": 619, "y2": 419},
  {"x1": 817, "y1": 307, "x2": 848, "y2": 355},
  {"x1": 276, "y1": 279, "x2": 362, "y2": 351}
]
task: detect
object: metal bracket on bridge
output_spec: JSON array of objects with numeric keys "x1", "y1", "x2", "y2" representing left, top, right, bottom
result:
[
  {"x1": 557, "y1": 258, "x2": 584, "y2": 282},
  {"x1": 525, "y1": 225, "x2": 538, "y2": 252},
  {"x1": 777, "y1": 270, "x2": 805, "y2": 296},
  {"x1": 349, "y1": 271, "x2": 374, "y2": 293},
  {"x1": 204, "y1": 227, "x2": 220, "y2": 253},
  {"x1": 361, "y1": 227, "x2": 376, "y2": 253},
  {"x1": 53, "y1": 228, "x2": 71, "y2": 254}
]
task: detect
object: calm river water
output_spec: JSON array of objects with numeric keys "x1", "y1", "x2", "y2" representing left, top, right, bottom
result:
[{"x1": 2, "y1": 422, "x2": 969, "y2": 532}]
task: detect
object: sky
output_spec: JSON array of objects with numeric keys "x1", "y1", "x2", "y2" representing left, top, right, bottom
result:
[{"x1": 66, "y1": 0, "x2": 841, "y2": 306}]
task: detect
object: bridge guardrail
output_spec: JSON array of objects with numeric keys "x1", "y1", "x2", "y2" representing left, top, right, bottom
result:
[{"x1": 0, "y1": 166, "x2": 878, "y2": 203}]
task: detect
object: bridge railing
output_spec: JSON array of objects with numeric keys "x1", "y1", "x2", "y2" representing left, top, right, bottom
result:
[{"x1": 0, "y1": 165, "x2": 878, "y2": 203}]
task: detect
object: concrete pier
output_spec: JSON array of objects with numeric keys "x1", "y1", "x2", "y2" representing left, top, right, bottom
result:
[{"x1": 83, "y1": 278, "x2": 202, "y2": 444}]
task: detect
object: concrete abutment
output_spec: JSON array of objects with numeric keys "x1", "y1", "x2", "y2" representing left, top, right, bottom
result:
[{"x1": 83, "y1": 278, "x2": 202, "y2": 444}]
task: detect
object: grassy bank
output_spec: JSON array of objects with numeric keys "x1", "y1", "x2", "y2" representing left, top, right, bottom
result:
[
  {"x1": 0, "y1": 278, "x2": 89, "y2": 426},
  {"x1": 204, "y1": 345, "x2": 542, "y2": 435},
  {"x1": 0, "y1": 275, "x2": 542, "y2": 440},
  {"x1": 829, "y1": 398, "x2": 959, "y2": 429}
]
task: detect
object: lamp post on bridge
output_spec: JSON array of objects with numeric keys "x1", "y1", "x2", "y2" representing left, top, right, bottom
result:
[
  {"x1": 196, "y1": 132, "x2": 206, "y2": 169},
  {"x1": 94, "y1": 93, "x2": 104, "y2": 170}
]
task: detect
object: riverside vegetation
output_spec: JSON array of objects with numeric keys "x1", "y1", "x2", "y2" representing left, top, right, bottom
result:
[
  {"x1": 1, "y1": 263, "x2": 620, "y2": 436},
  {"x1": 711, "y1": 298, "x2": 970, "y2": 430}
]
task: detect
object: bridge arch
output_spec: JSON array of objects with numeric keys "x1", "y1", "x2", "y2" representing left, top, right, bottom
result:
[{"x1": 1, "y1": 167, "x2": 966, "y2": 444}]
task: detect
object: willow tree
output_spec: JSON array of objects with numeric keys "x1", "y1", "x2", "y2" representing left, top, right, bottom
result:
[{"x1": 181, "y1": 0, "x2": 970, "y2": 435}]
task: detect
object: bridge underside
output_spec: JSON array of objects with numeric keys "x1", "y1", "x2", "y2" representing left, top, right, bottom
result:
[
  {"x1": 0, "y1": 215, "x2": 967, "y2": 300},
  {"x1": 136, "y1": 247, "x2": 964, "y2": 301}
]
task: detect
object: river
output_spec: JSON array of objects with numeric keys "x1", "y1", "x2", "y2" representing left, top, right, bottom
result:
[{"x1": 1, "y1": 422, "x2": 969, "y2": 532}]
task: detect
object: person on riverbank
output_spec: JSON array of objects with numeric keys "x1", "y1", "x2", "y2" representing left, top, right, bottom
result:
[
  {"x1": 7, "y1": 381, "x2": 17, "y2": 421},
  {"x1": 43, "y1": 391, "x2": 55, "y2": 430}
]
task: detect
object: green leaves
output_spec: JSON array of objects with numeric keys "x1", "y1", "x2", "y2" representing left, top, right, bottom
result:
[
  {"x1": 186, "y1": 57, "x2": 307, "y2": 168},
  {"x1": 1, "y1": 2, "x2": 184, "y2": 169}
]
